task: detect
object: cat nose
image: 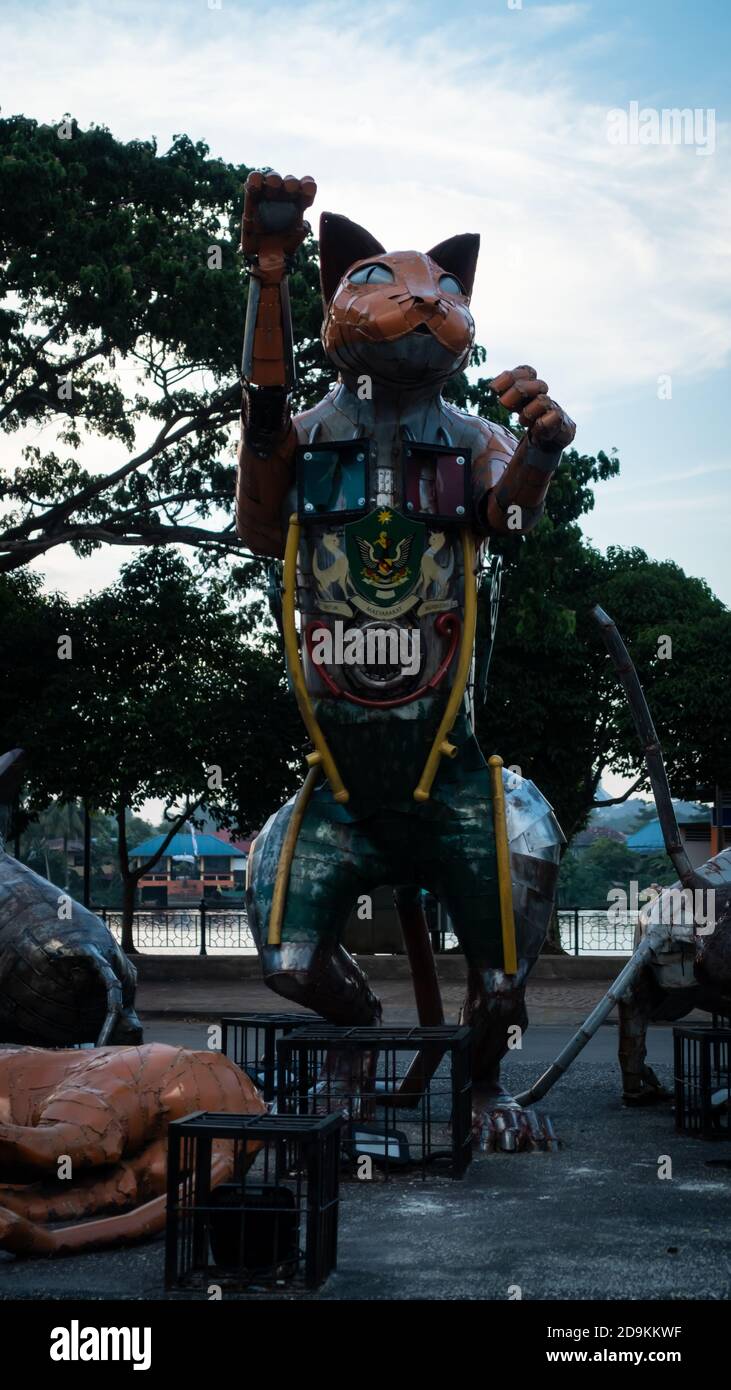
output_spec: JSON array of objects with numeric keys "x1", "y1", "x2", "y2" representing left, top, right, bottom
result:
[{"x1": 412, "y1": 294, "x2": 439, "y2": 311}]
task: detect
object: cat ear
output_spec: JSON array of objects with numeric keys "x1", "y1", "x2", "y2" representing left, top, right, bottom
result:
[
  {"x1": 426, "y1": 233, "x2": 480, "y2": 296},
  {"x1": 319, "y1": 213, "x2": 386, "y2": 303}
]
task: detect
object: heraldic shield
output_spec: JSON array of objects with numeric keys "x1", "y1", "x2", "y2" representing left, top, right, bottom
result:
[{"x1": 344, "y1": 507, "x2": 426, "y2": 619}]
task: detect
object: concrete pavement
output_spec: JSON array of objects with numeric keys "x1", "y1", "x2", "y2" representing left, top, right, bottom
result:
[
  {"x1": 1, "y1": 1023, "x2": 729, "y2": 1300},
  {"x1": 1, "y1": 966, "x2": 727, "y2": 1302},
  {"x1": 135, "y1": 970, "x2": 705, "y2": 1028}
]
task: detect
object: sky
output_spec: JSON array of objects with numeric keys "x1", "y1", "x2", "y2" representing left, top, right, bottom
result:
[{"x1": 0, "y1": 0, "x2": 729, "y2": 607}]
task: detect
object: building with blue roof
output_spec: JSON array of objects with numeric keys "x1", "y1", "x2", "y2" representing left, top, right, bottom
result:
[
  {"x1": 626, "y1": 815, "x2": 713, "y2": 871},
  {"x1": 625, "y1": 819, "x2": 666, "y2": 852},
  {"x1": 129, "y1": 826, "x2": 251, "y2": 906}
]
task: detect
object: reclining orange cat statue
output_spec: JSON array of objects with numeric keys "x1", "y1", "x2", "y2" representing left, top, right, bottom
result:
[{"x1": 0, "y1": 1043, "x2": 263, "y2": 1257}]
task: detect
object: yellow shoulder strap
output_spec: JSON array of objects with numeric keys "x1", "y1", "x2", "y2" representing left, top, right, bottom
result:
[{"x1": 282, "y1": 514, "x2": 349, "y2": 804}]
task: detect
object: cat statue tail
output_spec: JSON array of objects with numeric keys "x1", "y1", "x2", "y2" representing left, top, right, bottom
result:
[{"x1": 516, "y1": 601, "x2": 700, "y2": 1106}]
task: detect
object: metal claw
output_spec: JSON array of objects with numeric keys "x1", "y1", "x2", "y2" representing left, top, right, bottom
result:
[
  {"x1": 541, "y1": 1115, "x2": 559, "y2": 1151},
  {"x1": 495, "y1": 1108, "x2": 521, "y2": 1153},
  {"x1": 478, "y1": 1113, "x2": 496, "y2": 1153},
  {"x1": 523, "y1": 1107, "x2": 544, "y2": 1149},
  {"x1": 475, "y1": 1105, "x2": 559, "y2": 1154}
]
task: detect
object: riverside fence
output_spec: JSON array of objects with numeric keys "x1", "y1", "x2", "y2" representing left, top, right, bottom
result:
[{"x1": 98, "y1": 906, "x2": 637, "y2": 957}]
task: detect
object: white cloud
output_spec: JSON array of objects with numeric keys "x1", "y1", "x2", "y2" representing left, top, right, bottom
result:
[
  {"x1": 602, "y1": 461, "x2": 731, "y2": 493},
  {"x1": 1, "y1": 0, "x2": 729, "y2": 597},
  {"x1": 596, "y1": 490, "x2": 730, "y2": 516},
  {"x1": 1, "y1": 0, "x2": 727, "y2": 409}
]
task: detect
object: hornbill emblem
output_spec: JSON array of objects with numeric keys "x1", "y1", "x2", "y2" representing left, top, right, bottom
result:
[{"x1": 356, "y1": 527, "x2": 413, "y2": 587}]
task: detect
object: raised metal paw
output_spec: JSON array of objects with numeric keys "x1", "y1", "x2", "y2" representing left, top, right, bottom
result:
[{"x1": 475, "y1": 1105, "x2": 558, "y2": 1153}]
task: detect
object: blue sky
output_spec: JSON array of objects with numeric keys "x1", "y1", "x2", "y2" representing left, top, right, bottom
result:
[{"x1": 0, "y1": 0, "x2": 729, "y2": 603}]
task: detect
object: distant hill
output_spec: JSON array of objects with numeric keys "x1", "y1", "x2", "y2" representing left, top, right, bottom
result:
[{"x1": 589, "y1": 789, "x2": 709, "y2": 835}]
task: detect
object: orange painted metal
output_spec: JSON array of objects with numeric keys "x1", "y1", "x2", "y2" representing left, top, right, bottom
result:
[{"x1": 0, "y1": 1044, "x2": 264, "y2": 1256}]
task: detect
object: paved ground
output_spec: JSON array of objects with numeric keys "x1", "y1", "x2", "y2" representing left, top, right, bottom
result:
[
  {"x1": 131, "y1": 1014, "x2": 674, "y2": 1068},
  {"x1": 1, "y1": 985, "x2": 729, "y2": 1301},
  {"x1": 135, "y1": 974, "x2": 643, "y2": 1026}
]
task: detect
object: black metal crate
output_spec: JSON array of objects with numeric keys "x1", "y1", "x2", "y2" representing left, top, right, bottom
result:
[
  {"x1": 165, "y1": 1110, "x2": 343, "y2": 1292},
  {"x1": 277, "y1": 1025, "x2": 472, "y2": 1179},
  {"x1": 673, "y1": 1024, "x2": 731, "y2": 1139},
  {"x1": 221, "y1": 1012, "x2": 325, "y2": 1102}
]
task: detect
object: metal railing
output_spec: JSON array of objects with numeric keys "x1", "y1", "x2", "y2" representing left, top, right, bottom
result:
[
  {"x1": 98, "y1": 907, "x2": 255, "y2": 955},
  {"x1": 557, "y1": 908, "x2": 636, "y2": 956},
  {"x1": 96, "y1": 905, "x2": 635, "y2": 957},
  {"x1": 416, "y1": 908, "x2": 635, "y2": 957}
]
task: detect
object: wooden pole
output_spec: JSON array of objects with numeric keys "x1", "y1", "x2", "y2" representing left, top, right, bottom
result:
[{"x1": 392, "y1": 886, "x2": 445, "y2": 1105}]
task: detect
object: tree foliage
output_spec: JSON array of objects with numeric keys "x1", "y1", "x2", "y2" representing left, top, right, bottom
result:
[
  {"x1": 558, "y1": 837, "x2": 678, "y2": 909},
  {"x1": 0, "y1": 550, "x2": 305, "y2": 941},
  {"x1": 0, "y1": 116, "x2": 328, "y2": 577},
  {"x1": 3, "y1": 550, "x2": 304, "y2": 823},
  {"x1": 1, "y1": 113, "x2": 728, "y2": 890},
  {"x1": 475, "y1": 467, "x2": 731, "y2": 840}
]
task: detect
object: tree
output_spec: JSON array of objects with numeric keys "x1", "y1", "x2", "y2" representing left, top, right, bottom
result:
[
  {"x1": 39, "y1": 797, "x2": 85, "y2": 891},
  {"x1": 0, "y1": 568, "x2": 73, "y2": 752},
  {"x1": 474, "y1": 443, "x2": 731, "y2": 844},
  {"x1": 0, "y1": 116, "x2": 328, "y2": 577},
  {"x1": 2, "y1": 550, "x2": 305, "y2": 948},
  {"x1": 558, "y1": 838, "x2": 677, "y2": 909},
  {"x1": 626, "y1": 802, "x2": 659, "y2": 831},
  {"x1": 15, "y1": 802, "x2": 121, "y2": 902},
  {"x1": 3, "y1": 114, "x2": 727, "y2": 920}
]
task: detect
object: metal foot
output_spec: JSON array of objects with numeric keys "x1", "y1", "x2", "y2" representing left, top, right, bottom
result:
[
  {"x1": 475, "y1": 1105, "x2": 559, "y2": 1153},
  {"x1": 622, "y1": 1065, "x2": 672, "y2": 1107}
]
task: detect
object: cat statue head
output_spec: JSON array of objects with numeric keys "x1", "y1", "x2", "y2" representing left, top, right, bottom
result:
[{"x1": 319, "y1": 213, "x2": 479, "y2": 392}]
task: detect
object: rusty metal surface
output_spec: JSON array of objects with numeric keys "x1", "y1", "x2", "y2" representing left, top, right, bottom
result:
[
  {"x1": 0, "y1": 851, "x2": 143, "y2": 1046},
  {"x1": 233, "y1": 173, "x2": 576, "y2": 1143},
  {"x1": 0, "y1": 1044, "x2": 264, "y2": 1256},
  {"x1": 0, "y1": 753, "x2": 142, "y2": 1049},
  {"x1": 608, "y1": 849, "x2": 731, "y2": 1102}
]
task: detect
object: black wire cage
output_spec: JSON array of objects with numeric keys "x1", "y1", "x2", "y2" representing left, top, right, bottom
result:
[
  {"x1": 221, "y1": 1012, "x2": 325, "y2": 1103},
  {"x1": 165, "y1": 1111, "x2": 343, "y2": 1292},
  {"x1": 276, "y1": 1025, "x2": 473, "y2": 1179},
  {"x1": 674, "y1": 1024, "x2": 731, "y2": 1139}
]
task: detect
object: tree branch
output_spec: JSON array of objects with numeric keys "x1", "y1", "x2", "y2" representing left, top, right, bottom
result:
[
  {"x1": 0, "y1": 320, "x2": 65, "y2": 396},
  {"x1": 0, "y1": 383, "x2": 239, "y2": 545},
  {"x1": 0, "y1": 338, "x2": 113, "y2": 425},
  {"x1": 131, "y1": 794, "x2": 207, "y2": 881},
  {"x1": 0, "y1": 521, "x2": 246, "y2": 574},
  {"x1": 72, "y1": 489, "x2": 231, "y2": 530},
  {"x1": 591, "y1": 773, "x2": 646, "y2": 808}
]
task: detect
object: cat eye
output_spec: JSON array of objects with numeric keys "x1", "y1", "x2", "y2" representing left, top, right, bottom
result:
[
  {"x1": 438, "y1": 273, "x2": 465, "y2": 295},
  {"x1": 348, "y1": 263, "x2": 395, "y2": 285}
]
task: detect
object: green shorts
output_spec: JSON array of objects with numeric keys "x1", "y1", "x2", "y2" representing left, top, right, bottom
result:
[{"x1": 247, "y1": 724, "x2": 505, "y2": 968}]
